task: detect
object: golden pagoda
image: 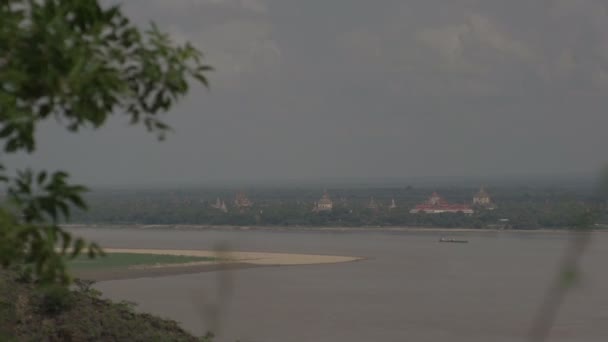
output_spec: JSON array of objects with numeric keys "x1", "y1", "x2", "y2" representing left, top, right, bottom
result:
[
  {"x1": 473, "y1": 186, "x2": 495, "y2": 209},
  {"x1": 313, "y1": 190, "x2": 333, "y2": 212}
]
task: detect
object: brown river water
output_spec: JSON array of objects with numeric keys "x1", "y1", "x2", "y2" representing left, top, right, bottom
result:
[{"x1": 69, "y1": 227, "x2": 608, "y2": 342}]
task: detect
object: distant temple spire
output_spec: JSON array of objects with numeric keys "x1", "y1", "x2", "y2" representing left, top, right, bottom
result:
[
  {"x1": 234, "y1": 191, "x2": 253, "y2": 211},
  {"x1": 211, "y1": 197, "x2": 228, "y2": 213},
  {"x1": 389, "y1": 198, "x2": 397, "y2": 210},
  {"x1": 473, "y1": 186, "x2": 495, "y2": 209},
  {"x1": 366, "y1": 197, "x2": 379, "y2": 210},
  {"x1": 313, "y1": 190, "x2": 333, "y2": 212}
]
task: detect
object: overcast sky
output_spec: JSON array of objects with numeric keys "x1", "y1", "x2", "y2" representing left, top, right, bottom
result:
[{"x1": 11, "y1": 0, "x2": 608, "y2": 185}]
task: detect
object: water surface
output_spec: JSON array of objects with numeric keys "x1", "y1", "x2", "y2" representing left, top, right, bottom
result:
[{"x1": 71, "y1": 228, "x2": 608, "y2": 342}]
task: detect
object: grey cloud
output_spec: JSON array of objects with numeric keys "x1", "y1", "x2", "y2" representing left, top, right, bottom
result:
[
  {"x1": 331, "y1": 1, "x2": 608, "y2": 96},
  {"x1": 10, "y1": 0, "x2": 608, "y2": 185},
  {"x1": 117, "y1": 0, "x2": 280, "y2": 88}
]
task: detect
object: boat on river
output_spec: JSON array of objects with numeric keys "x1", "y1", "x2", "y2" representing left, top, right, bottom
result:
[{"x1": 439, "y1": 237, "x2": 468, "y2": 243}]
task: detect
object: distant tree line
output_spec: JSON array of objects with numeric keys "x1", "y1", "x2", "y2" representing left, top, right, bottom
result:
[{"x1": 63, "y1": 186, "x2": 606, "y2": 229}]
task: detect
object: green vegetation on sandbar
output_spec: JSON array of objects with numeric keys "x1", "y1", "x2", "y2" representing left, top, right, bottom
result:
[{"x1": 67, "y1": 253, "x2": 217, "y2": 271}]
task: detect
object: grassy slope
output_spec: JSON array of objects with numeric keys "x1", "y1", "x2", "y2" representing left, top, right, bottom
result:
[{"x1": 0, "y1": 270, "x2": 209, "y2": 342}]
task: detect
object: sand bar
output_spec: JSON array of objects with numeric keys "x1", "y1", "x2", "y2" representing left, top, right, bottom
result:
[
  {"x1": 73, "y1": 248, "x2": 362, "y2": 281},
  {"x1": 103, "y1": 248, "x2": 362, "y2": 266}
]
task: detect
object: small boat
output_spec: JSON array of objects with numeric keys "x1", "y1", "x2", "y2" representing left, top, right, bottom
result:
[{"x1": 439, "y1": 237, "x2": 468, "y2": 243}]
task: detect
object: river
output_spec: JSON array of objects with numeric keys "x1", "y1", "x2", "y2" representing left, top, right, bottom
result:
[{"x1": 69, "y1": 227, "x2": 608, "y2": 342}]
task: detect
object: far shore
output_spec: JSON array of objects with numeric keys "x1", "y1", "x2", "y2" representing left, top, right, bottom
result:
[{"x1": 63, "y1": 224, "x2": 606, "y2": 234}]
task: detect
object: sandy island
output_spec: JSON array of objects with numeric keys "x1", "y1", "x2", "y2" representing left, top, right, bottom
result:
[
  {"x1": 73, "y1": 248, "x2": 363, "y2": 282},
  {"x1": 104, "y1": 248, "x2": 361, "y2": 266}
]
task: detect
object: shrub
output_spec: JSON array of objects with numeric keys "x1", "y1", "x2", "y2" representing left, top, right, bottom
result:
[{"x1": 37, "y1": 285, "x2": 74, "y2": 315}]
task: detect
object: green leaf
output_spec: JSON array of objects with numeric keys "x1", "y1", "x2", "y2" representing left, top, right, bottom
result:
[
  {"x1": 37, "y1": 171, "x2": 47, "y2": 185},
  {"x1": 60, "y1": 231, "x2": 72, "y2": 254},
  {"x1": 193, "y1": 73, "x2": 209, "y2": 87},
  {"x1": 68, "y1": 194, "x2": 87, "y2": 210},
  {"x1": 71, "y1": 238, "x2": 85, "y2": 259}
]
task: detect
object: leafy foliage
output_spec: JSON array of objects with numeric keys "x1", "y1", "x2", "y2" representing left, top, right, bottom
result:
[
  {"x1": 36, "y1": 284, "x2": 74, "y2": 315},
  {"x1": 0, "y1": 0, "x2": 210, "y2": 284}
]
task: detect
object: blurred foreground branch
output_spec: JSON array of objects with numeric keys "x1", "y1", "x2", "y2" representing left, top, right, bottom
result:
[
  {"x1": 527, "y1": 211, "x2": 596, "y2": 341},
  {"x1": 0, "y1": 0, "x2": 210, "y2": 284}
]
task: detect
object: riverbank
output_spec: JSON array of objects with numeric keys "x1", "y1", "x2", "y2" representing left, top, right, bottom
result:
[{"x1": 63, "y1": 223, "x2": 605, "y2": 234}]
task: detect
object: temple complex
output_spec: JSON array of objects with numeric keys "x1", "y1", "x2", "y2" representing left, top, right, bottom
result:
[
  {"x1": 410, "y1": 192, "x2": 474, "y2": 214},
  {"x1": 313, "y1": 191, "x2": 333, "y2": 212},
  {"x1": 234, "y1": 192, "x2": 253, "y2": 209},
  {"x1": 473, "y1": 186, "x2": 495, "y2": 209}
]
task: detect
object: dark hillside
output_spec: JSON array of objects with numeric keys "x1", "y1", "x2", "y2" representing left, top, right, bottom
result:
[{"x1": 0, "y1": 270, "x2": 209, "y2": 341}]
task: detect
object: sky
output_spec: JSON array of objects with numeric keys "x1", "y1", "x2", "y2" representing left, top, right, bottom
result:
[{"x1": 11, "y1": 0, "x2": 608, "y2": 186}]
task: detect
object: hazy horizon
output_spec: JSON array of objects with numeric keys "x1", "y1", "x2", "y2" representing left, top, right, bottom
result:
[
  {"x1": 9, "y1": 0, "x2": 607, "y2": 186},
  {"x1": 83, "y1": 173, "x2": 597, "y2": 191}
]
